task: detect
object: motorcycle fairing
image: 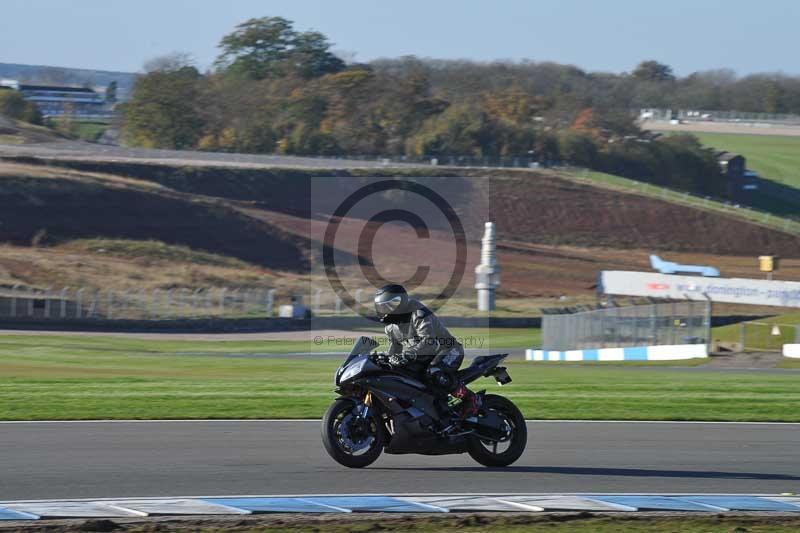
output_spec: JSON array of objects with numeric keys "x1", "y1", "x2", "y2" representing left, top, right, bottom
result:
[{"x1": 333, "y1": 337, "x2": 513, "y2": 456}]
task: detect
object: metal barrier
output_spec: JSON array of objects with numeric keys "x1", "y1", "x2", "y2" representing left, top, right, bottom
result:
[
  {"x1": 0, "y1": 287, "x2": 281, "y2": 321},
  {"x1": 541, "y1": 301, "x2": 711, "y2": 351},
  {"x1": 0, "y1": 286, "x2": 382, "y2": 321}
]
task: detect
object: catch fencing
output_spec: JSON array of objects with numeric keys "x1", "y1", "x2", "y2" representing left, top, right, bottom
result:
[
  {"x1": 541, "y1": 301, "x2": 711, "y2": 351},
  {"x1": 0, "y1": 286, "x2": 381, "y2": 321}
]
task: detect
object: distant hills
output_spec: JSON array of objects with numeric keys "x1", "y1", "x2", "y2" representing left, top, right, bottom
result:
[{"x1": 0, "y1": 62, "x2": 137, "y2": 98}]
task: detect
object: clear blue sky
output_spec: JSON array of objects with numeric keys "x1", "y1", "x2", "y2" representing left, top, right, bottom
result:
[{"x1": 2, "y1": 0, "x2": 798, "y2": 75}]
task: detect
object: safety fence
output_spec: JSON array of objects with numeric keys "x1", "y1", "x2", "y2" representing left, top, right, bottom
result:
[
  {"x1": 541, "y1": 301, "x2": 711, "y2": 351},
  {"x1": 0, "y1": 286, "x2": 385, "y2": 320}
]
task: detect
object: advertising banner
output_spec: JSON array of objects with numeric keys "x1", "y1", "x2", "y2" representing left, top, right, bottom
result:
[{"x1": 600, "y1": 271, "x2": 800, "y2": 308}]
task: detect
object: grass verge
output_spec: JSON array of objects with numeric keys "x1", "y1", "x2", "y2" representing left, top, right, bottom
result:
[
  {"x1": 712, "y1": 312, "x2": 800, "y2": 352},
  {"x1": 1, "y1": 334, "x2": 798, "y2": 421},
  {"x1": 778, "y1": 358, "x2": 800, "y2": 369},
  {"x1": 691, "y1": 132, "x2": 800, "y2": 189}
]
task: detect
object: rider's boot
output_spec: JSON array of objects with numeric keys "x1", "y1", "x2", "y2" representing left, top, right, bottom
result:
[{"x1": 452, "y1": 383, "x2": 480, "y2": 418}]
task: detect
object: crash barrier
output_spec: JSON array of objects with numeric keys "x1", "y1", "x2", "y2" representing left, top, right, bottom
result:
[
  {"x1": 525, "y1": 343, "x2": 709, "y2": 362},
  {"x1": 2, "y1": 494, "x2": 799, "y2": 520},
  {"x1": 783, "y1": 344, "x2": 800, "y2": 358},
  {"x1": 541, "y1": 301, "x2": 711, "y2": 351},
  {"x1": 0, "y1": 286, "x2": 284, "y2": 321}
]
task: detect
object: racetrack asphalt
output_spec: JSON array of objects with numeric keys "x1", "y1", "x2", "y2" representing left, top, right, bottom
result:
[
  {"x1": 0, "y1": 141, "x2": 419, "y2": 169},
  {"x1": 1, "y1": 421, "x2": 798, "y2": 500}
]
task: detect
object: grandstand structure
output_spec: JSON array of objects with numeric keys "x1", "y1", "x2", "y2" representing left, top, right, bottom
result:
[{"x1": 0, "y1": 79, "x2": 110, "y2": 118}]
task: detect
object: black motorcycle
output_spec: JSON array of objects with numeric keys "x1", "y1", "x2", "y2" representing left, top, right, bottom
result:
[{"x1": 321, "y1": 336, "x2": 527, "y2": 468}]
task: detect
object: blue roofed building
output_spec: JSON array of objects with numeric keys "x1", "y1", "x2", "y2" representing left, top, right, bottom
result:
[{"x1": 0, "y1": 79, "x2": 109, "y2": 118}]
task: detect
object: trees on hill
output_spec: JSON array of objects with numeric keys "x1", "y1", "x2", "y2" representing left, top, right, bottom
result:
[
  {"x1": 122, "y1": 58, "x2": 202, "y2": 149},
  {"x1": 121, "y1": 16, "x2": 800, "y2": 198},
  {"x1": 632, "y1": 60, "x2": 676, "y2": 83},
  {"x1": 215, "y1": 17, "x2": 345, "y2": 80},
  {"x1": 601, "y1": 134, "x2": 724, "y2": 195}
]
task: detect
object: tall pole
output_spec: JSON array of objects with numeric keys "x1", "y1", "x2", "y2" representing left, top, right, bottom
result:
[{"x1": 475, "y1": 222, "x2": 501, "y2": 311}]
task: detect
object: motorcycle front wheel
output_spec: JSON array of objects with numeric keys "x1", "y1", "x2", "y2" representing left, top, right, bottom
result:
[
  {"x1": 467, "y1": 394, "x2": 527, "y2": 467},
  {"x1": 321, "y1": 397, "x2": 385, "y2": 468}
]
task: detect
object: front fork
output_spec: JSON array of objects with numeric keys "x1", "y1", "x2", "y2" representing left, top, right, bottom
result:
[{"x1": 355, "y1": 391, "x2": 372, "y2": 420}]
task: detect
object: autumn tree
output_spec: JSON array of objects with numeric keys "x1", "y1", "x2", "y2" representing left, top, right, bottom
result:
[
  {"x1": 123, "y1": 57, "x2": 203, "y2": 149},
  {"x1": 0, "y1": 90, "x2": 43, "y2": 124},
  {"x1": 215, "y1": 17, "x2": 345, "y2": 80},
  {"x1": 632, "y1": 60, "x2": 675, "y2": 82},
  {"x1": 559, "y1": 131, "x2": 599, "y2": 167}
]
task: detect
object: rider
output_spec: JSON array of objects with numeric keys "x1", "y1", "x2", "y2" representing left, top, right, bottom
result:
[{"x1": 373, "y1": 283, "x2": 479, "y2": 418}]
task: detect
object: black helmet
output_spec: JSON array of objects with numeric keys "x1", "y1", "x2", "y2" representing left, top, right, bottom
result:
[{"x1": 374, "y1": 284, "x2": 410, "y2": 323}]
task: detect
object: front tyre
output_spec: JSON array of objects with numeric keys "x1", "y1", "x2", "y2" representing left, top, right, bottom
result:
[
  {"x1": 322, "y1": 398, "x2": 384, "y2": 468},
  {"x1": 467, "y1": 394, "x2": 527, "y2": 467}
]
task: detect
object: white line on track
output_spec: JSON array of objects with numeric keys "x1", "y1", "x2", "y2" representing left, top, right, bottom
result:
[
  {"x1": 0, "y1": 419, "x2": 799, "y2": 425},
  {"x1": 2, "y1": 492, "x2": 796, "y2": 504}
]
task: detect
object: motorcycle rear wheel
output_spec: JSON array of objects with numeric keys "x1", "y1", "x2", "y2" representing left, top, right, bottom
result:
[
  {"x1": 322, "y1": 397, "x2": 385, "y2": 468},
  {"x1": 467, "y1": 394, "x2": 527, "y2": 467}
]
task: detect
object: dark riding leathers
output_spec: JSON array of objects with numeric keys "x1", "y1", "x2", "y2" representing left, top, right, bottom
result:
[
  {"x1": 383, "y1": 298, "x2": 465, "y2": 383},
  {"x1": 374, "y1": 284, "x2": 477, "y2": 418}
]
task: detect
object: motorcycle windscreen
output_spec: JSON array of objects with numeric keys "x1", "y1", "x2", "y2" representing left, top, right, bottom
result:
[{"x1": 348, "y1": 336, "x2": 379, "y2": 359}]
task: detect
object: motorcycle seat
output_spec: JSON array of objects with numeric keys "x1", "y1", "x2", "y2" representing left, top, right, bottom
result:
[
  {"x1": 457, "y1": 354, "x2": 508, "y2": 383},
  {"x1": 468, "y1": 353, "x2": 506, "y2": 368}
]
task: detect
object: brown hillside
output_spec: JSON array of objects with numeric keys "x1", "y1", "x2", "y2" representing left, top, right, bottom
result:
[
  {"x1": 248, "y1": 206, "x2": 800, "y2": 300},
  {"x1": 485, "y1": 176, "x2": 800, "y2": 256},
  {"x1": 0, "y1": 163, "x2": 308, "y2": 270},
  {"x1": 2, "y1": 158, "x2": 800, "y2": 304},
  {"x1": 0, "y1": 158, "x2": 800, "y2": 302},
  {"x1": 13, "y1": 158, "x2": 798, "y2": 257},
  {"x1": 0, "y1": 117, "x2": 64, "y2": 144}
]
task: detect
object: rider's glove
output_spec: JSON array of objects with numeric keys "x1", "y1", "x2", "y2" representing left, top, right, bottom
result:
[
  {"x1": 388, "y1": 352, "x2": 415, "y2": 367},
  {"x1": 373, "y1": 352, "x2": 390, "y2": 365}
]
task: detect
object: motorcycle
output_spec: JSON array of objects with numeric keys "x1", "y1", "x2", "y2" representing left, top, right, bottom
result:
[{"x1": 321, "y1": 336, "x2": 527, "y2": 468}]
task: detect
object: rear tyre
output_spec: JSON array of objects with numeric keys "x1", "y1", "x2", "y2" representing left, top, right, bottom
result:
[
  {"x1": 467, "y1": 394, "x2": 527, "y2": 467},
  {"x1": 322, "y1": 397, "x2": 384, "y2": 468}
]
